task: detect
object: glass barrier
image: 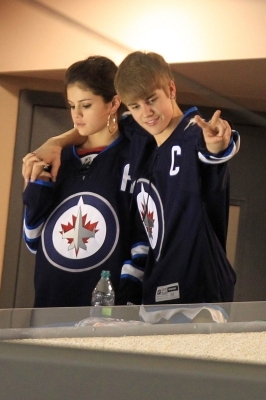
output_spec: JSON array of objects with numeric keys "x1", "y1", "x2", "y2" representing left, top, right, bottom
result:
[{"x1": 0, "y1": 301, "x2": 266, "y2": 340}]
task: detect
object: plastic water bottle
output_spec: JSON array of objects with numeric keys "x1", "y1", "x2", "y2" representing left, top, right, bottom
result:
[{"x1": 91, "y1": 270, "x2": 115, "y2": 306}]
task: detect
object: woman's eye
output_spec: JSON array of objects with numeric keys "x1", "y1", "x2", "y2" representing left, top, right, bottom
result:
[{"x1": 83, "y1": 104, "x2": 91, "y2": 109}]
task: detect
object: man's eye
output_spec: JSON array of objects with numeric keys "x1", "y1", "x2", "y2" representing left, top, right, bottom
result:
[
  {"x1": 148, "y1": 98, "x2": 156, "y2": 104},
  {"x1": 131, "y1": 105, "x2": 139, "y2": 110}
]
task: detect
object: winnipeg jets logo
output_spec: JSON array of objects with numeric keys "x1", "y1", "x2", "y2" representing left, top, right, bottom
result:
[
  {"x1": 60, "y1": 203, "x2": 99, "y2": 256},
  {"x1": 42, "y1": 193, "x2": 119, "y2": 272},
  {"x1": 53, "y1": 197, "x2": 104, "y2": 259}
]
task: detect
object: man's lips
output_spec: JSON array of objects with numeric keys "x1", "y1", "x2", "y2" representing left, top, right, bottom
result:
[{"x1": 145, "y1": 117, "x2": 160, "y2": 126}]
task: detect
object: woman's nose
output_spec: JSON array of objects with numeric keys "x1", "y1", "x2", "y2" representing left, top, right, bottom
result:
[{"x1": 73, "y1": 107, "x2": 82, "y2": 117}]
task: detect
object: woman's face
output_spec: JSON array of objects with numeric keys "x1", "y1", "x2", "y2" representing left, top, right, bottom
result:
[{"x1": 67, "y1": 84, "x2": 111, "y2": 137}]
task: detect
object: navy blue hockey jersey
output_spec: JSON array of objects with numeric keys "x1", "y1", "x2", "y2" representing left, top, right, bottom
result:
[
  {"x1": 119, "y1": 107, "x2": 240, "y2": 304},
  {"x1": 23, "y1": 135, "x2": 149, "y2": 307}
]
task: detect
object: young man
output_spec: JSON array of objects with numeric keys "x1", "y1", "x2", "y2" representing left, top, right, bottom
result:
[
  {"x1": 23, "y1": 51, "x2": 239, "y2": 305},
  {"x1": 115, "y1": 51, "x2": 239, "y2": 304}
]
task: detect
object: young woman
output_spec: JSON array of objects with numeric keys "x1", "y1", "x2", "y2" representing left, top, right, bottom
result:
[{"x1": 22, "y1": 56, "x2": 149, "y2": 307}]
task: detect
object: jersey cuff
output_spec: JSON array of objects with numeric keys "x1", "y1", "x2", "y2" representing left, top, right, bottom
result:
[{"x1": 199, "y1": 130, "x2": 240, "y2": 164}]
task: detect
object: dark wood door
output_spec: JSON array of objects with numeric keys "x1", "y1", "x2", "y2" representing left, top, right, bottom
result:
[
  {"x1": 0, "y1": 89, "x2": 73, "y2": 308},
  {"x1": 195, "y1": 106, "x2": 266, "y2": 302},
  {"x1": 228, "y1": 122, "x2": 266, "y2": 301}
]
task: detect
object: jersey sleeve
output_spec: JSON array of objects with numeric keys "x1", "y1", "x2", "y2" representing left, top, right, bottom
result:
[
  {"x1": 116, "y1": 205, "x2": 149, "y2": 305},
  {"x1": 198, "y1": 130, "x2": 240, "y2": 164},
  {"x1": 23, "y1": 180, "x2": 55, "y2": 253}
]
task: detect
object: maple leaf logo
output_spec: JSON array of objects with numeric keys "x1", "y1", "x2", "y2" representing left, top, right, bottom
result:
[
  {"x1": 60, "y1": 206, "x2": 99, "y2": 256},
  {"x1": 141, "y1": 202, "x2": 154, "y2": 239}
]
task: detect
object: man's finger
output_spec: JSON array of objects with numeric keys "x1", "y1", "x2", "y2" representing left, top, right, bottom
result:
[
  {"x1": 50, "y1": 159, "x2": 61, "y2": 182},
  {"x1": 209, "y1": 110, "x2": 221, "y2": 127},
  {"x1": 194, "y1": 115, "x2": 207, "y2": 129}
]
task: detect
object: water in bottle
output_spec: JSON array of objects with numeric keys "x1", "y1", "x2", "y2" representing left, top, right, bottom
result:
[{"x1": 91, "y1": 270, "x2": 115, "y2": 306}]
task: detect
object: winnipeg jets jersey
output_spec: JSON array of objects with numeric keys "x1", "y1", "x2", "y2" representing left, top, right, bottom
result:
[
  {"x1": 120, "y1": 107, "x2": 240, "y2": 305},
  {"x1": 23, "y1": 135, "x2": 149, "y2": 307}
]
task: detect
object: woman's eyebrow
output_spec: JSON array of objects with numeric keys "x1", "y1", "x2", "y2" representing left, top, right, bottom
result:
[{"x1": 68, "y1": 98, "x2": 93, "y2": 103}]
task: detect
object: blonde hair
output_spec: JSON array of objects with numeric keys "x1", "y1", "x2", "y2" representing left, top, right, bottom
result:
[{"x1": 114, "y1": 51, "x2": 173, "y2": 104}]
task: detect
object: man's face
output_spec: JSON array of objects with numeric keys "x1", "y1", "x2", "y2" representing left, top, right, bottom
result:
[{"x1": 126, "y1": 88, "x2": 175, "y2": 141}]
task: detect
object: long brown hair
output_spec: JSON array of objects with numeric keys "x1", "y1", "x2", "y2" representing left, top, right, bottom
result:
[{"x1": 65, "y1": 55, "x2": 126, "y2": 117}]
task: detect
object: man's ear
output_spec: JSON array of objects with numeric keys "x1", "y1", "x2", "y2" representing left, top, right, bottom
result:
[
  {"x1": 169, "y1": 80, "x2": 176, "y2": 99},
  {"x1": 111, "y1": 95, "x2": 121, "y2": 113}
]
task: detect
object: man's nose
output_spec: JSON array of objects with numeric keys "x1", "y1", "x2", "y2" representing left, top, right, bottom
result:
[{"x1": 142, "y1": 104, "x2": 154, "y2": 117}]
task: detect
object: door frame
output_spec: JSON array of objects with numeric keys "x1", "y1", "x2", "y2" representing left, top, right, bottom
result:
[{"x1": 0, "y1": 89, "x2": 68, "y2": 308}]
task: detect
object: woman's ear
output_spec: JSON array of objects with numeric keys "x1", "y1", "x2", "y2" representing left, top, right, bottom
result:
[{"x1": 110, "y1": 95, "x2": 121, "y2": 113}]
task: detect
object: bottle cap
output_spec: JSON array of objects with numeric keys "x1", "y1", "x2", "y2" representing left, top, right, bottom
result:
[{"x1": 101, "y1": 270, "x2": 111, "y2": 278}]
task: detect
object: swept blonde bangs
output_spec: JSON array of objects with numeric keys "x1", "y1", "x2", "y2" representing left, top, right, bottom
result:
[{"x1": 114, "y1": 51, "x2": 173, "y2": 104}]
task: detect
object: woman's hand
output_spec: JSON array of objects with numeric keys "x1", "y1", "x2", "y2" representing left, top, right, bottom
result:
[{"x1": 22, "y1": 152, "x2": 53, "y2": 189}]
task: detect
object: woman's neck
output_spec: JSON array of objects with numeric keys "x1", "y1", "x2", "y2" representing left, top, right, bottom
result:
[{"x1": 78, "y1": 129, "x2": 120, "y2": 150}]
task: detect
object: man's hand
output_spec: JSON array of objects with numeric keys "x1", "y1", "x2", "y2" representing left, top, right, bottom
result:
[
  {"x1": 22, "y1": 128, "x2": 86, "y2": 187},
  {"x1": 194, "y1": 110, "x2": 232, "y2": 154}
]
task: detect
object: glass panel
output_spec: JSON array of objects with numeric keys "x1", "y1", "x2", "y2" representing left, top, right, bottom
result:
[{"x1": 0, "y1": 302, "x2": 266, "y2": 340}]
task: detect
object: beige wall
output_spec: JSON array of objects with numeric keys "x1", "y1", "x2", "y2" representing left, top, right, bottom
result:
[
  {"x1": 0, "y1": 1, "x2": 129, "y2": 73},
  {"x1": 1, "y1": 0, "x2": 266, "y2": 73}
]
